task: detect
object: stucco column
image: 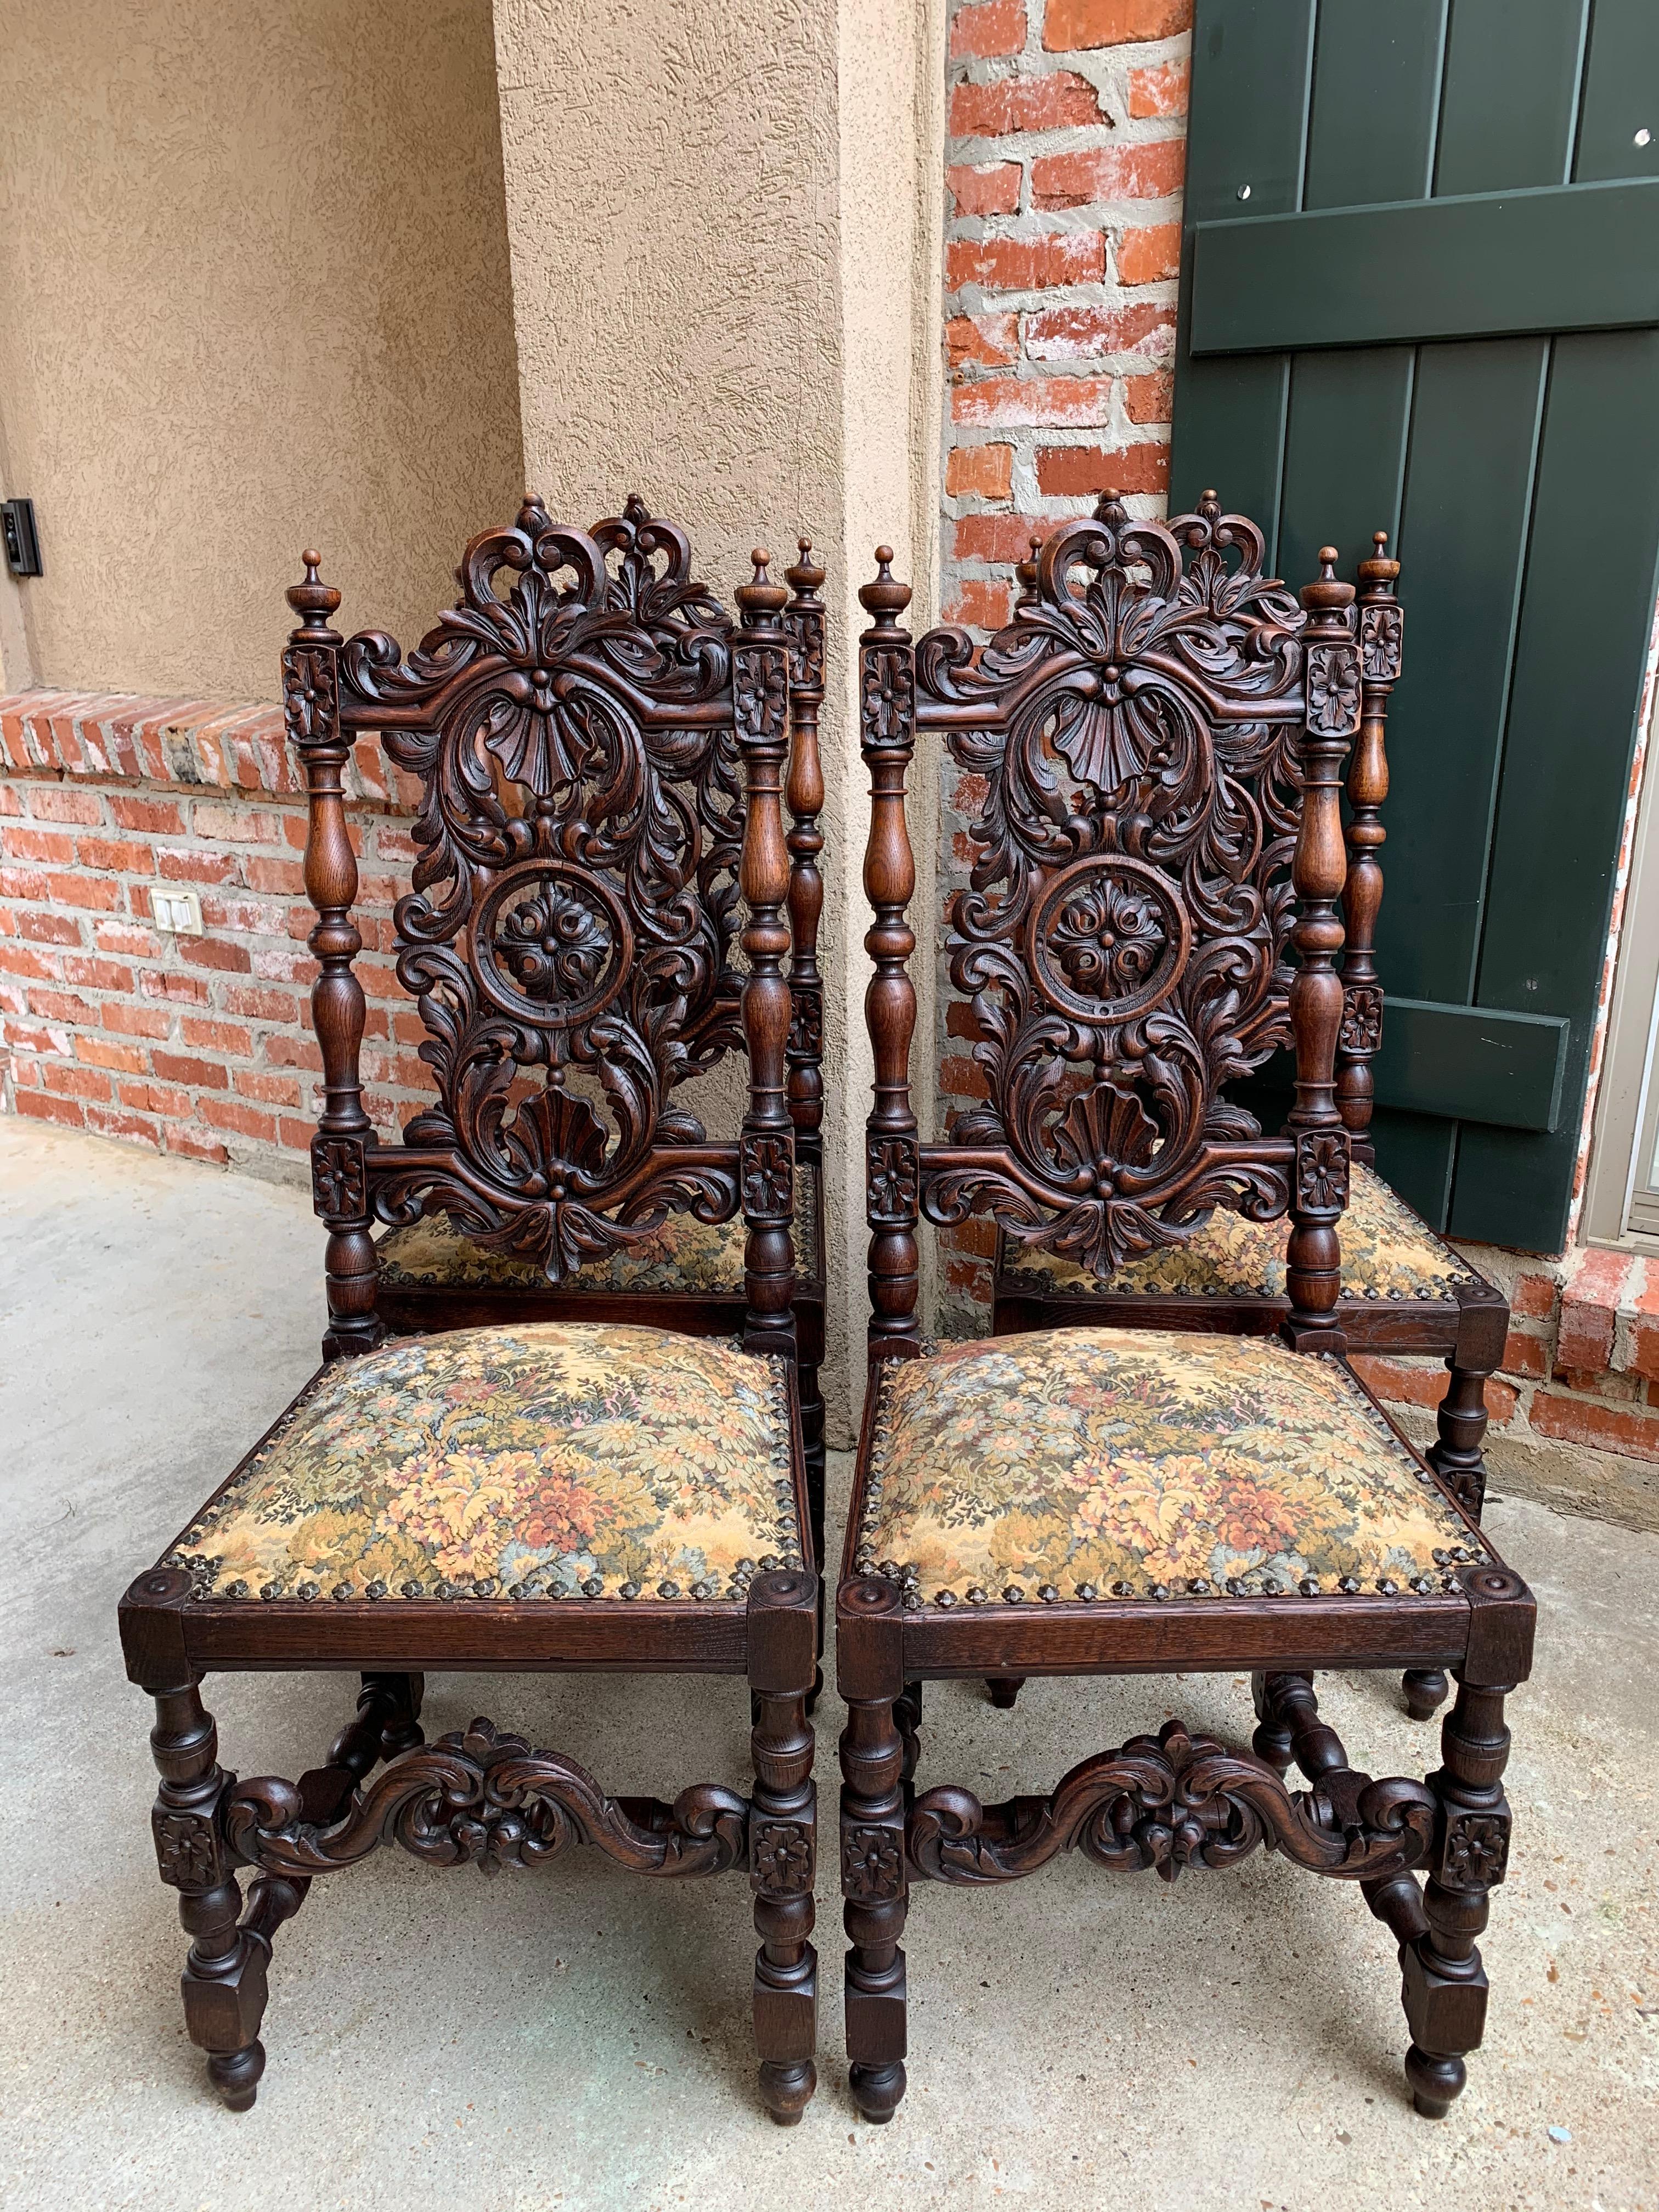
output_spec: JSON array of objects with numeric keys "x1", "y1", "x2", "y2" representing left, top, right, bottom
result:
[{"x1": 493, "y1": 0, "x2": 945, "y2": 1446}]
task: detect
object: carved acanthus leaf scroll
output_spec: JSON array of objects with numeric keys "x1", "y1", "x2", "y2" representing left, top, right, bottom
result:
[
  {"x1": 337, "y1": 497, "x2": 748, "y2": 1279},
  {"x1": 918, "y1": 494, "x2": 1311, "y2": 1273},
  {"x1": 909, "y1": 1718, "x2": 1435, "y2": 1887},
  {"x1": 224, "y1": 1717, "x2": 749, "y2": 1880}
]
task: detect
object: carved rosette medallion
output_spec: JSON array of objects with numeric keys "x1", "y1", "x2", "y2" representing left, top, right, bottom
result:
[
  {"x1": 867, "y1": 1134, "x2": 920, "y2": 1226},
  {"x1": 1438, "y1": 1808, "x2": 1511, "y2": 1891},
  {"x1": 1306, "y1": 640, "x2": 1362, "y2": 737},
  {"x1": 786, "y1": 607, "x2": 825, "y2": 693},
  {"x1": 1339, "y1": 984, "x2": 1383, "y2": 1056},
  {"x1": 1359, "y1": 601, "x2": 1404, "y2": 683},
  {"x1": 312, "y1": 1135, "x2": 366, "y2": 1222},
  {"x1": 734, "y1": 641, "x2": 789, "y2": 748},
  {"x1": 741, "y1": 1131, "x2": 794, "y2": 1222},
  {"x1": 1295, "y1": 1128, "x2": 1351, "y2": 1213},
  {"x1": 862, "y1": 647, "x2": 914, "y2": 747},
  {"x1": 751, "y1": 1819, "x2": 815, "y2": 1894},
  {"x1": 281, "y1": 645, "x2": 338, "y2": 748},
  {"x1": 842, "y1": 1822, "x2": 906, "y2": 1899},
  {"x1": 470, "y1": 862, "x2": 631, "y2": 1031},
  {"x1": 154, "y1": 1807, "x2": 224, "y2": 1891},
  {"x1": 788, "y1": 986, "x2": 823, "y2": 1058},
  {"x1": 1029, "y1": 855, "x2": 1191, "y2": 1025}
]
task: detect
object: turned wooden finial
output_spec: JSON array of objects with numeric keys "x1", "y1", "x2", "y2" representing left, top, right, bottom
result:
[
  {"x1": 1092, "y1": 488, "x2": 1128, "y2": 529},
  {"x1": 737, "y1": 548, "x2": 788, "y2": 622},
  {"x1": 859, "y1": 546, "x2": 911, "y2": 628},
  {"x1": 286, "y1": 551, "x2": 341, "y2": 640},
  {"x1": 1301, "y1": 546, "x2": 1355, "y2": 615},
  {"x1": 1015, "y1": 534, "x2": 1042, "y2": 609},
  {"x1": 1359, "y1": 529, "x2": 1401, "y2": 588},
  {"x1": 786, "y1": 537, "x2": 826, "y2": 600},
  {"x1": 1199, "y1": 487, "x2": 1222, "y2": 519}
]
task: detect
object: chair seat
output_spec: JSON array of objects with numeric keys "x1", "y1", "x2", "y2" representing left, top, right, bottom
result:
[
  {"x1": 855, "y1": 1328, "x2": 1486, "y2": 1607},
  {"x1": 376, "y1": 1161, "x2": 821, "y2": 1295},
  {"x1": 161, "y1": 1323, "x2": 804, "y2": 1606},
  {"x1": 998, "y1": 1161, "x2": 1474, "y2": 1303}
]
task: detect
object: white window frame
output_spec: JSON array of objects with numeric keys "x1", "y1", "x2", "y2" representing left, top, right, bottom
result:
[{"x1": 1583, "y1": 606, "x2": 1659, "y2": 1249}]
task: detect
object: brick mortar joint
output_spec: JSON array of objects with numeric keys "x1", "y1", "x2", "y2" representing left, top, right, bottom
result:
[{"x1": 2, "y1": 763, "x2": 414, "y2": 821}]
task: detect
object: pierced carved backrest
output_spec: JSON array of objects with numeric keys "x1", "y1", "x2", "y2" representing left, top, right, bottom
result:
[
  {"x1": 857, "y1": 494, "x2": 1362, "y2": 1342},
  {"x1": 286, "y1": 496, "x2": 782, "y2": 1290}
]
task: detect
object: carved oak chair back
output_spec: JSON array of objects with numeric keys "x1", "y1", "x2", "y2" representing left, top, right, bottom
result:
[
  {"x1": 860, "y1": 491, "x2": 1363, "y2": 1357},
  {"x1": 284, "y1": 500, "x2": 827, "y2": 1530}
]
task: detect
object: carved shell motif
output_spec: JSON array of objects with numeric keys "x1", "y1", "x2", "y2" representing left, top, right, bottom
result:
[
  {"x1": 923, "y1": 494, "x2": 1308, "y2": 1273},
  {"x1": 337, "y1": 498, "x2": 747, "y2": 1278}
]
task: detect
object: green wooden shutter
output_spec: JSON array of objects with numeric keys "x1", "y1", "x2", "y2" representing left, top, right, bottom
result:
[{"x1": 1172, "y1": 0, "x2": 1659, "y2": 1251}]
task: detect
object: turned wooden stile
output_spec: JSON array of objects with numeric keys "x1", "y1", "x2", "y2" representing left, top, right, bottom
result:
[
  {"x1": 733, "y1": 552, "x2": 797, "y2": 1360},
  {"x1": 1283, "y1": 548, "x2": 1362, "y2": 1347},
  {"x1": 783, "y1": 540, "x2": 827, "y2": 1150},
  {"x1": 283, "y1": 555, "x2": 383, "y2": 1360},
  {"x1": 1338, "y1": 531, "x2": 1403, "y2": 1160},
  {"x1": 859, "y1": 549, "x2": 922, "y2": 1362}
]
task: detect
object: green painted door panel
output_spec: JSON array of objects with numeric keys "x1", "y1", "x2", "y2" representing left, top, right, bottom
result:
[
  {"x1": 1374, "y1": 1001, "x2": 1569, "y2": 1131},
  {"x1": 1574, "y1": 6, "x2": 1659, "y2": 183},
  {"x1": 1172, "y1": 0, "x2": 1312, "y2": 546},
  {"x1": 1434, "y1": 0, "x2": 1588, "y2": 194},
  {"x1": 1302, "y1": 0, "x2": 1446, "y2": 211},
  {"x1": 1190, "y1": 182, "x2": 1659, "y2": 355},
  {"x1": 1451, "y1": 328, "x2": 1659, "y2": 1249},
  {"x1": 1173, "y1": 0, "x2": 1659, "y2": 1251}
]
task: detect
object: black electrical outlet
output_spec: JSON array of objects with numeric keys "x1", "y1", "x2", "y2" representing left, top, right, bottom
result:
[{"x1": 2, "y1": 498, "x2": 42, "y2": 578}]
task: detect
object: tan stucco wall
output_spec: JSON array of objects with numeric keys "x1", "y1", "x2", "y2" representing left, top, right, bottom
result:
[
  {"x1": 0, "y1": 0, "x2": 523, "y2": 699},
  {"x1": 493, "y1": 0, "x2": 945, "y2": 1442}
]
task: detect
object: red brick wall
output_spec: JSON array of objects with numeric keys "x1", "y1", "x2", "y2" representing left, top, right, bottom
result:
[
  {"x1": 938, "y1": 0, "x2": 1190, "y2": 1325},
  {"x1": 1350, "y1": 1243, "x2": 1659, "y2": 1526},
  {"x1": 0, "y1": 691, "x2": 436, "y2": 1169}
]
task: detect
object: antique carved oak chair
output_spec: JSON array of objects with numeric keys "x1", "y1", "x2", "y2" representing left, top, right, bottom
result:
[
  {"x1": 837, "y1": 506, "x2": 1536, "y2": 2126},
  {"x1": 987, "y1": 517, "x2": 1509, "y2": 1727},
  {"x1": 117, "y1": 500, "x2": 821, "y2": 2121}
]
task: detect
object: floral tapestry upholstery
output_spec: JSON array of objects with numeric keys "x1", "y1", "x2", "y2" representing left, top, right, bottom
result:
[
  {"x1": 855, "y1": 1328, "x2": 1485, "y2": 1607},
  {"x1": 376, "y1": 1161, "x2": 820, "y2": 1294},
  {"x1": 1000, "y1": 1162, "x2": 1473, "y2": 1303},
  {"x1": 163, "y1": 1323, "x2": 802, "y2": 1605}
]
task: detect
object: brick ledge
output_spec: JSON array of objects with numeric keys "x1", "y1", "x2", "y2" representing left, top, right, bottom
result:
[{"x1": 0, "y1": 689, "x2": 418, "y2": 810}]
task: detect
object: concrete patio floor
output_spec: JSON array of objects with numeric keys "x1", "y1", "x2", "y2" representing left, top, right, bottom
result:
[{"x1": 1, "y1": 1116, "x2": 1655, "y2": 2211}]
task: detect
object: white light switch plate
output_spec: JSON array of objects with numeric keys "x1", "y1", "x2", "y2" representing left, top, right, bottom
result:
[{"x1": 151, "y1": 887, "x2": 204, "y2": 935}]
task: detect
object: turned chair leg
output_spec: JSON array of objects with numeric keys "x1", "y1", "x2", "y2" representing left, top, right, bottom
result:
[
  {"x1": 1428, "y1": 1360, "x2": 1494, "y2": 1522},
  {"x1": 148, "y1": 1683, "x2": 269, "y2": 2110},
  {"x1": 840, "y1": 1580, "x2": 909, "y2": 2124},
  {"x1": 1402, "y1": 1361, "x2": 1496, "y2": 1723},
  {"x1": 1395, "y1": 1676, "x2": 1515, "y2": 2118},
  {"x1": 895, "y1": 1680, "x2": 922, "y2": 1785},
  {"x1": 1403, "y1": 1669, "x2": 1449, "y2": 1722},
  {"x1": 145, "y1": 1670, "x2": 421, "y2": 2111},
  {"x1": 1250, "y1": 1669, "x2": 1311, "y2": 1774},
  {"x1": 985, "y1": 1677, "x2": 1024, "y2": 1709},
  {"x1": 748, "y1": 1575, "x2": 819, "y2": 2125}
]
